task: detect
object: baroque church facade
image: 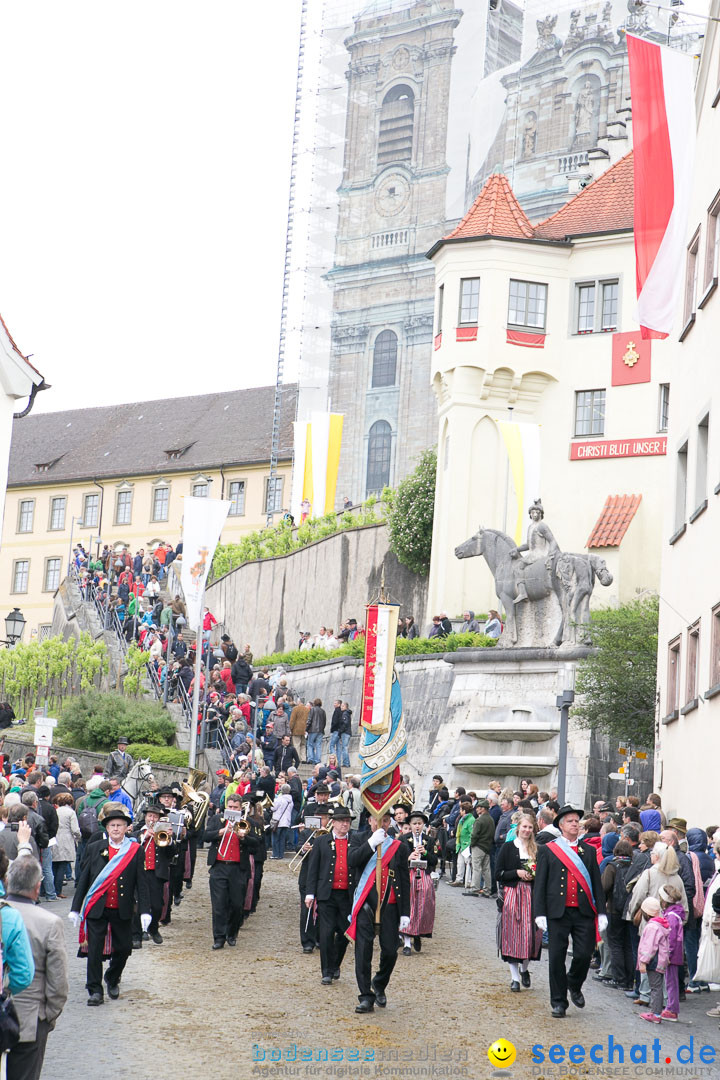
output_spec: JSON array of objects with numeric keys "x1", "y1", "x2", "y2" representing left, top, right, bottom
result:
[{"x1": 326, "y1": 0, "x2": 634, "y2": 504}]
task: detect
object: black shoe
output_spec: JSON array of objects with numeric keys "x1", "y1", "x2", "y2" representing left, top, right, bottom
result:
[
  {"x1": 402, "y1": 945, "x2": 412, "y2": 956},
  {"x1": 173, "y1": 895, "x2": 182, "y2": 907},
  {"x1": 569, "y1": 989, "x2": 585, "y2": 1009},
  {"x1": 142, "y1": 931, "x2": 150, "y2": 941},
  {"x1": 87, "y1": 992, "x2": 104, "y2": 1007},
  {"x1": 372, "y1": 980, "x2": 387, "y2": 1007},
  {"x1": 521, "y1": 970, "x2": 531, "y2": 988},
  {"x1": 212, "y1": 940, "x2": 225, "y2": 950},
  {"x1": 104, "y1": 980, "x2": 120, "y2": 1000},
  {"x1": 185, "y1": 881, "x2": 193, "y2": 890},
  {"x1": 551, "y1": 1006, "x2": 566, "y2": 1018},
  {"x1": 151, "y1": 933, "x2": 163, "y2": 945},
  {"x1": 510, "y1": 980, "x2": 521, "y2": 992},
  {"x1": 160, "y1": 918, "x2": 171, "y2": 926},
  {"x1": 355, "y1": 1000, "x2": 374, "y2": 1014},
  {"x1": 413, "y1": 937, "x2": 422, "y2": 952},
  {"x1": 302, "y1": 945, "x2": 314, "y2": 954},
  {"x1": 226, "y1": 936, "x2": 237, "y2": 947},
  {"x1": 321, "y1": 975, "x2": 333, "y2": 985},
  {"x1": 332, "y1": 969, "x2": 341, "y2": 981},
  {"x1": 131, "y1": 936, "x2": 142, "y2": 949}
]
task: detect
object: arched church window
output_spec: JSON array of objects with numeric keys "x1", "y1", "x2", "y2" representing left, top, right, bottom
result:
[
  {"x1": 366, "y1": 421, "x2": 392, "y2": 495},
  {"x1": 372, "y1": 330, "x2": 398, "y2": 387},
  {"x1": 378, "y1": 85, "x2": 414, "y2": 167}
]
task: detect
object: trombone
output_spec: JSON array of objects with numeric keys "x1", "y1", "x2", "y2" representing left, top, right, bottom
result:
[{"x1": 288, "y1": 823, "x2": 332, "y2": 873}]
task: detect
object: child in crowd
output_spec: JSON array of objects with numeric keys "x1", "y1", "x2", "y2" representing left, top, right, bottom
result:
[
  {"x1": 637, "y1": 896, "x2": 670, "y2": 1024},
  {"x1": 660, "y1": 884, "x2": 685, "y2": 1021}
]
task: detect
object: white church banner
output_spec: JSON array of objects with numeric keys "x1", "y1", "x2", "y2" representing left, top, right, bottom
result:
[{"x1": 180, "y1": 496, "x2": 230, "y2": 631}]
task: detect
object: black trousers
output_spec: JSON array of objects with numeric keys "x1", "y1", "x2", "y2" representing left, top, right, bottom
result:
[
  {"x1": 86, "y1": 909, "x2": 133, "y2": 994},
  {"x1": 187, "y1": 836, "x2": 198, "y2": 881},
  {"x1": 607, "y1": 914, "x2": 634, "y2": 987},
  {"x1": 300, "y1": 897, "x2": 318, "y2": 947},
  {"x1": 169, "y1": 858, "x2": 185, "y2": 900},
  {"x1": 317, "y1": 890, "x2": 351, "y2": 977},
  {"x1": 132, "y1": 874, "x2": 165, "y2": 937},
  {"x1": 7, "y1": 1017, "x2": 52, "y2": 1080},
  {"x1": 547, "y1": 908, "x2": 597, "y2": 1009},
  {"x1": 354, "y1": 901, "x2": 400, "y2": 1002},
  {"x1": 209, "y1": 861, "x2": 248, "y2": 942},
  {"x1": 251, "y1": 862, "x2": 264, "y2": 911}
]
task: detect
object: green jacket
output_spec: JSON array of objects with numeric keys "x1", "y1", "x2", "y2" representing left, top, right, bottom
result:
[
  {"x1": 456, "y1": 812, "x2": 474, "y2": 853},
  {"x1": 470, "y1": 812, "x2": 495, "y2": 852},
  {"x1": 76, "y1": 786, "x2": 108, "y2": 815}
]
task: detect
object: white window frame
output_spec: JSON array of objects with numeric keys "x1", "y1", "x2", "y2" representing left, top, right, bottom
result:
[
  {"x1": 508, "y1": 279, "x2": 547, "y2": 332},
  {"x1": 115, "y1": 486, "x2": 133, "y2": 526},
  {"x1": 17, "y1": 499, "x2": 34, "y2": 534},
  {"x1": 572, "y1": 277, "x2": 620, "y2": 335},
  {"x1": 12, "y1": 559, "x2": 29, "y2": 594},
  {"x1": 48, "y1": 496, "x2": 67, "y2": 532},
  {"x1": 43, "y1": 557, "x2": 62, "y2": 593},
  {"x1": 151, "y1": 486, "x2": 170, "y2": 522},
  {"x1": 574, "y1": 389, "x2": 606, "y2": 438},
  {"x1": 228, "y1": 480, "x2": 246, "y2": 517},
  {"x1": 458, "y1": 278, "x2": 480, "y2": 326},
  {"x1": 82, "y1": 492, "x2": 100, "y2": 529}
]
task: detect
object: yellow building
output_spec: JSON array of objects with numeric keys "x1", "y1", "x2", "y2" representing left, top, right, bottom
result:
[{"x1": 0, "y1": 385, "x2": 297, "y2": 638}]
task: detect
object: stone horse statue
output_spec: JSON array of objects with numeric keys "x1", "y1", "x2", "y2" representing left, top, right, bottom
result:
[{"x1": 454, "y1": 527, "x2": 612, "y2": 647}]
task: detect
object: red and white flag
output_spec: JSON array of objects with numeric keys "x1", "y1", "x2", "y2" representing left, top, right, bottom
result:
[{"x1": 627, "y1": 34, "x2": 696, "y2": 339}]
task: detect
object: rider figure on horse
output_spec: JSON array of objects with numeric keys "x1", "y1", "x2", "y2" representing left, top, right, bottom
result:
[
  {"x1": 104, "y1": 736, "x2": 135, "y2": 780},
  {"x1": 510, "y1": 500, "x2": 559, "y2": 605}
]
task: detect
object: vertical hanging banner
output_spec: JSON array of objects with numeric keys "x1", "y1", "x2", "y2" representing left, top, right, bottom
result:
[
  {"x1": 359, "y1": 602, "x2": 407, "y2": 818},
  {"x1": 498, "y1": 421, "x2": 541, "y2": 545},
  {"x1": 291, "y1": 412, "x2": 344, "y2": 521},
  {"x1": 626, "y1": 34, "x2": 695, "y2": 339},
  {"x1": 180, "y1": 496, "x2": 231, "y2": 631}
]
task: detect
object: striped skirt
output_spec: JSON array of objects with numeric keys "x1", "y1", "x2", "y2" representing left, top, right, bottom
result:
[
  {"x1": 406, "y1": 868, "x2": 436, "y2": 937},
  {"x1": 499, "y1": 883, "x2": 542, "y2": 962}
]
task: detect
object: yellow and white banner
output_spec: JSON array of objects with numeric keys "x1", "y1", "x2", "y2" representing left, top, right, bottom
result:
[
  {"x1": 180, "y1": 496, "x2": 231, "y2": 631},
  {"x1": 498, "y1": 421, "x2": 541, "y2": 545},
  {"x1": 291, "y1": 412, "x2": 344, "y2": 520}
]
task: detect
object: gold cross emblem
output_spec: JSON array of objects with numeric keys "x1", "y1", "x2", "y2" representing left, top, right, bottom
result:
[{"x1": 623, "y1": 340, "x2": 640, "y2": 367}]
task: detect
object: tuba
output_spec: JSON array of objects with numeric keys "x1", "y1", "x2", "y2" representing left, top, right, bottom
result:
[{"x1": 180, "y1": 768, "x2": 211, "y2": 832}]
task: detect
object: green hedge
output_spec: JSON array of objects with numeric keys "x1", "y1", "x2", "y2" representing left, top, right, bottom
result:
[
  {"x1": 56, "y1": 692, "x2": 176, "y2": 752},
  {"x1": 254, "y1": 631, "x2": 496, "y2": 670},
  {"x1": 126, "y1": 744, "x2": 189, "y2": 768}
]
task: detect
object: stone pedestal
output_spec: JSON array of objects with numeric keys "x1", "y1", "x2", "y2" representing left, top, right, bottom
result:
[{"x1": 440, "y1": 646, "x2": 593, "y2": 806}]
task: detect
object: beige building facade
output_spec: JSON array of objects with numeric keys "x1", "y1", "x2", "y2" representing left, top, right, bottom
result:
[
  {"x1": 0, "y1": 386, "x2": 296, "y2": 639},
  {"x1": 655, "y1": 3, "x2": 720, "y2": 822},
  {"x1": 425, "y1": 158, "x2": 671, "y2": 624}
]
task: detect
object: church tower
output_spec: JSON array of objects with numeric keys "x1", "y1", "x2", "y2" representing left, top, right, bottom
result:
[{"x1": 327, "y1": 0, "x2": 462, "y2": 503}]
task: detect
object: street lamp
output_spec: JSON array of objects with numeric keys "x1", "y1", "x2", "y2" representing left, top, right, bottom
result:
[{"x1": 4, "y1": 608, "x2": 26, "y2": 647}]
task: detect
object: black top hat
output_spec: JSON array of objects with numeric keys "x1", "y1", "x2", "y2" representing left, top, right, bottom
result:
[
  {"x1": 329, "y1": 805, "x2": 352, "y2": 821},
  {"x1": 117, "y1": 737, "x2": 129, "y2": 746},
  {"x1": 555, "y1": 804, "x2": 583, "y2": 825},
  {"x1": 408, "y1": 809, "x2": 427, "y2": 824},
  {"x1": 99, "y1": 802, "x2": 132, "y2": 825}
]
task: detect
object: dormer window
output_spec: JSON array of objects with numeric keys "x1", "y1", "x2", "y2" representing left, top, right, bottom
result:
[
  {"x1": 164, "y1": 443, "x2": 195, "y2": 461},
  {"x1": 34, "y1": 457, "x2": 62, "y2": 473}
]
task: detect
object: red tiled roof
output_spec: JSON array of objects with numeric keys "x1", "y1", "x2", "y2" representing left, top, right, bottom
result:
[
  {"x1": 533, "y1": 153, "x2": 634, "y2": 240},
  {"x1": 587, "y1": 493, "x2": 642, "y2": 549},
  {"x1": 445, "y1": 174, "x2": 534, "y2": 241}
]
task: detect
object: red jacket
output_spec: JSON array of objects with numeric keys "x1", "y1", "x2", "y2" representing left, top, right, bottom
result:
[
  {"x1": 220, "y1": 669, "x2": 235, "y2": 694},
  {"x1": 582, "y1": 833, "x2": 603, "y2": 863}
]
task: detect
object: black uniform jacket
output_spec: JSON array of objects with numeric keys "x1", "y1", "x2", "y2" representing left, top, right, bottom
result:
[
  {"x1": 348, "y1": 836, "x2": 411, "y2": 919},
  {"x1": 534, "y1": 838, "x2": 606, "y2": 920},
  {"x1": 129, "y1": 824, "x2": 178, "y2": 882},
  {"x1": 72, "y1": 837, "x2": 150, "y2": 920},
  {"x1": 205, "y1": 815, "x2": 259, "y2": 870},
  {"x1": 400, "y1": 832, "x2": 439, "y2": 871},
  {"x1": 305, "y1": 832, "x2": 357, "y2": 902}
]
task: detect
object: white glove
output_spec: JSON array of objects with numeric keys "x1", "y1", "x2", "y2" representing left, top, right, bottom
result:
[
  {"x1": 68, "y1": 912, "x2": 81, "y2": 928},
  {"x1": 399, "y1": 916, "x2": 410, "y2": 932},
  {"x1": 304, "y1": 895, "x2": 314, "y2": 908},
  {"x1": 535, "y1": 916, "x2": 547, "y2": 932},
  {"x1": 598, "y1": 914, "x2": 608, "y2": 933},
  {"x1": 368, "y1": 829, "x2": 386, "y2": 850},
  {"x1": 140, "y1": 914, "x2": 152, "y2": 932}
]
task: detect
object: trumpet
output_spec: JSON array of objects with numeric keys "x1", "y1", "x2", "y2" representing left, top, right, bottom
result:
[
  {"x1": 288, "y1": 823, "x2": 332, "y2": 873},
  {"x1": 153, "y1": 825, "x2": 174, "y2": 847}
]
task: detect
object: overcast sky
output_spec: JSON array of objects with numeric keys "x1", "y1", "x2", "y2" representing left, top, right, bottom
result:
[{"x1": 0, "y1": 2, "x2": 300, "y2": 414}]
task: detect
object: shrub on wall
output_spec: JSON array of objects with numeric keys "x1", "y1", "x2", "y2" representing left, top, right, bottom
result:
[
  {"x1": 57, "y1": 692, "x2": 176, "y2": 751},
  {"x1": 126, "y1": 743, "x2": 189, "y2": 768},
  {"x1": 254, "y1": 630, "x2": 495, "y2": 669},
  {"x1": 386, "y1": 448, "x2": 437, "y2": 576}
]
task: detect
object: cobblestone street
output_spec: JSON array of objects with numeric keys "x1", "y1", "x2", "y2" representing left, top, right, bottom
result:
[{"x1": 45, "y1": 856, "x2": 720, "y2": 1079}]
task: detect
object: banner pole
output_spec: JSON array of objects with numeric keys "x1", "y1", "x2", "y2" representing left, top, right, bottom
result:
[
  {"x1": 188, "y1": 624, "x2": 203, "y2": 771},
  {"x1": 374, "y1": 816, "x2": 382, "y2": 934}
]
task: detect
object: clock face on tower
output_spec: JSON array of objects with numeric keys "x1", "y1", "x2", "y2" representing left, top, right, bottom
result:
[{"x1": 374, "y1": 174, "x2": 411, "y2": 217}]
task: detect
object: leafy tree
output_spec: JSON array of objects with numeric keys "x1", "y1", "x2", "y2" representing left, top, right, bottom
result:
[
  {"x1": 572, "y1": 595, "x2": 659, "y2": 749},
  {"x1": 386, "y1": 448, "x2": 437, "y2": 576},
  {"x1": 57, "y1": 692, "x2": 176, "y2": 751}
]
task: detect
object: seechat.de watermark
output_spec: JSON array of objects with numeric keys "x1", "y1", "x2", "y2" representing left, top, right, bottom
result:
[{"x1": 531, "y1": 1035, "x2": 718, "y2": 1068}]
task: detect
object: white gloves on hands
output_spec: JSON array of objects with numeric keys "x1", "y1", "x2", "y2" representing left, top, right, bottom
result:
[
  {"x1": 535, "y1": 916, "x2": 547, "y2": 932},
  {"x1": 304, "y1": 895, "x2": 315, "y2": 908},
  {"x1": 597, "y1": 914, "x2": 608, "y2": 933},
  {"x1": 140, "y1": 914, "x2": 152, "y2": 932},
  {"x1": 368, "y1": 829, "x2": 386, "y2": 850},
  {"x1": 399, "y1": 916, "x2": 411, "y2": 932},
  {"x1": 68, "y1": 912, "x2": 81, "y2": 928}
]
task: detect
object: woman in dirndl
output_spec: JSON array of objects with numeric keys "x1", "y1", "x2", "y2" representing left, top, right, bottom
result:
[
  {"x1": 400, "y1": 810, "x2": 439, "y2": 955},
  {"x1": 495, "y1": 813, "x2": 542, "y2": 992}
]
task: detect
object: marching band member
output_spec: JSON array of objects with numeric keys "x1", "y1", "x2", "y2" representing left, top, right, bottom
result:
[
  {"x1": 69, "y1": 803, "x2": 150, "y2": 1006},
  {"x1": 205, "y1": 793, "x2": 259, "y2": 950},
  {"x1": 347, "y1": 809, "x2": 411, "y2": 1013},
  {"x1": 400, "y1": 809, "x2": 438, "y2": 955},
  {"x1": 245, "y1": 793, "x2": 267, "y2": 914},
  {"x1": 297, "y1": 806, "x2": 334, "y2": 953},
  {"x1": 155, "y1": 785, "x2": 186, "y2": 925},
  {"x1": 304, "y1": 804, "x2": 354, "y2": 984},
  {"x1": 130, "y1": 801, "x2": 176, "y2": 946}
]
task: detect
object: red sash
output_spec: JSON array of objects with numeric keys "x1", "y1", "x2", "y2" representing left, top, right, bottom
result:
[
  {"x1": 79, "y1": 844, "x2": 138, "y2": 945},
  {"x1": 346, "y1": 838, "x2": 400, "y2": 943},
  {"x1": 547, "y1": 839, "x2": 601, "y2": 943}
]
